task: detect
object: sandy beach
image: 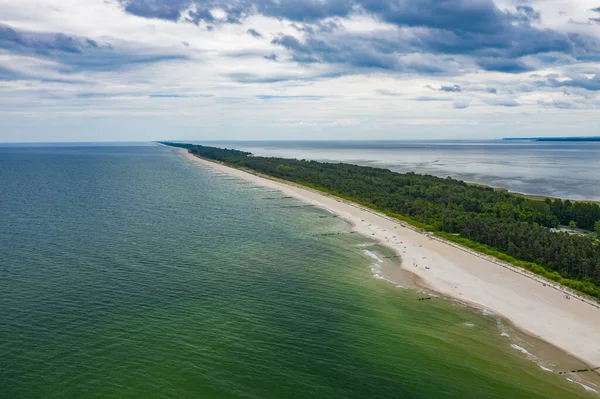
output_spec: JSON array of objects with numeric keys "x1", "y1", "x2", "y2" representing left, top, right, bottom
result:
[{"x1": 179, "y1": 148, "x2": 600, "y2": 375}]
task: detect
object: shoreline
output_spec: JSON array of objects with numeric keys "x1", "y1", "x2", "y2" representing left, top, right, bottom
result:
[
  {"x1": 175, "y1": 148, "x2": 600, "y2": 379},
  {"x1": 189, "y1": 141, "x2": 600, "y2": 203}
]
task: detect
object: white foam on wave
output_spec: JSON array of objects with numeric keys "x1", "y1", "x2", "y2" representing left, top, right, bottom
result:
[
  {"x1": 511, "y1": 344, "x2": 530, "y2": 355},
  {"x1": 463, "y1": 322, "x2": 476, "y2": 328},
  {"x1": 567, "y1": 378, "x2": 600, "y2": 394},
  {"x1": 363, "y1": 249, "x2": 398, "y2": 284},
  {"x1": 500, "y1": 332, "x2": 510, "y2": 338},
  {"x1": 374, "y1": 274, "x2": 396, "y2": 284},
  {"x1": 510, "y1": 344, "x2": 560, "y2": 377},
  {"x1": 357, "y1": 242, "x2": 375, "y2": 247},
  {"x1": 362, "y1": 250, "x2": 383, "y2": 263},
  {"x1": 322, "y1": 208, "x2": 337, "y2": 216}
]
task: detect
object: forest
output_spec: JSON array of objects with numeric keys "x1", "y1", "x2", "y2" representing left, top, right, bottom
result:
[{"x1": 162, "y1": 142, "x2": 600, "y2": 299}]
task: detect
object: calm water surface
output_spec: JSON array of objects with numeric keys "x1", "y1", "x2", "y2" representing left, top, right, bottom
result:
[
  {"x1": 201, "y1": 140, "x2": 600, "y2": 201},
  {"x1": 0, "y1": 144, "x2": 595, "y2": 398}
]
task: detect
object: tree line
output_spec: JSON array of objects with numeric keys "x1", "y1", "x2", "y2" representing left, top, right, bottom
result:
[
  {"x1": 162, "y1": 142, "x2": 600, "y2": 299},
  {"x1": 547, "y1": 198, "x2": 600, "y2": 230}
]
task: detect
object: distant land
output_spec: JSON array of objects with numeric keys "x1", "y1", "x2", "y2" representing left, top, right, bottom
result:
[{"x1": 503, "y1": 137, "x2": 600, "y2": 142}]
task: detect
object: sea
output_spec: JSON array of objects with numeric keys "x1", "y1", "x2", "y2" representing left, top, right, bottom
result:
[
  {"x1": 0, "y1": 143, "x2": 597, "y2": 398},
  {"x1": 199, "y1": 140, "x2": 600, "y2": 201}
]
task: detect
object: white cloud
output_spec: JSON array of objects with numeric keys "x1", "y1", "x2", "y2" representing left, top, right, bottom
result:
[{"x1": 0, "y1": 0, "x2": 599, "y2": 141}]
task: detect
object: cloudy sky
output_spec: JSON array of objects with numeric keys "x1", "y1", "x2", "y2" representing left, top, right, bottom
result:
[{"x1": 1, "y1": 0, "x2": 600, "y2": 142}]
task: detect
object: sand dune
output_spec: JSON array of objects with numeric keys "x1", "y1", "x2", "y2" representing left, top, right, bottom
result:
[{"x1": 180, "y1": 149, "x2": 600, "y2": 370}]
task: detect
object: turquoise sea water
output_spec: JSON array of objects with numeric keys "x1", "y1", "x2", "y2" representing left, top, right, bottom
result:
[{"x1": 0, "y1": 144, "x2": 594, "y2": 398}]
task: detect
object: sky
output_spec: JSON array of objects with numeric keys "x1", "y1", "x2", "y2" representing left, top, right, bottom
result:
[{"x1": 1, "y1": 0, "x2": 600, "y2": 142}]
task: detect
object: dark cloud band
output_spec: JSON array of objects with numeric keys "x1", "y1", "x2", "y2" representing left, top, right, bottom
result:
[{"x1": 117, "y1": 0, "x2": 598, "y2": 76}]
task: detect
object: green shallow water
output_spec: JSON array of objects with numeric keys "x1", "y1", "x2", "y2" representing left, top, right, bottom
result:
[{"x1": 0, "y1": 144, "x2": 594, "y2": 398}]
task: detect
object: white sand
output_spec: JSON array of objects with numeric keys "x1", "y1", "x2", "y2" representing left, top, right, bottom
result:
[{"x1": 180, "y1": 149, "x2": 600, "y2": 369}]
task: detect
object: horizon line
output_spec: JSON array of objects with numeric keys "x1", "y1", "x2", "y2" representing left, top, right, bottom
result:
[{"x1": 3, "y1": 136, "x2": 600, "y2": 145}]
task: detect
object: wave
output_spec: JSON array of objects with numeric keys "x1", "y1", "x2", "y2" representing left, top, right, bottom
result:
[
  {"x1": 362, "y1": 250, "x2": 383, "y2": 263},
  {"x1": 373, "y1": 273, "x2": 397, "y2": 284},
  {"x1": 567, "y1": 378, "x2": 599, "y2": 394},
  {"x1": 510, "y1": 344, "x2": 561, "y2": 376},
  {"x1": 511, "y1": 344, "x2": 530, "y2": 355}
]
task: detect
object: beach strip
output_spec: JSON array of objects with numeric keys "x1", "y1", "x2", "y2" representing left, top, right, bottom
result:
[{"x1": 179, "y1": 148, "x2": 600, "y2": 371}]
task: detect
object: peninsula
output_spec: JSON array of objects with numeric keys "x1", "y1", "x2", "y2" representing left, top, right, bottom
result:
[{"x1": 162, "y1": 142, "x2": 600, "y2": 373}]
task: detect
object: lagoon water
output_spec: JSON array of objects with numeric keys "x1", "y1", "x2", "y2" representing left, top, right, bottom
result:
[
  {"x1": 202, "y1": 140, "x2": 600, "y2": 201},
  {"x1": 0, "y1": 144, "x2": 595, "y2": 398}
]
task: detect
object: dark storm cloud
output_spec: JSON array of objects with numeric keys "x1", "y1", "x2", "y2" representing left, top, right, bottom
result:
[
  {"x1": 476, "y1": 58, "x2": 533, "y2": 73},
  {"x1": 359, "y1": 0, "x2": 523, "y2": 34},
  {"x1": 0, "y1": 24, "x2": 187, "y2": 78},
  {"x1": 119, "y1": 0, "x2": 546, "y2": 31},
  {"x1": 269, "y1": 5, "x2": 594, "y2": 75},
  {"x1": 259, "y1": 0, "x2": 353, "y2": 22},
  {"x1": 271, "y1": 32, "x2": 452, "y2": 73},
  {"x1": 0, "y1": 24, "x2": 97, "y2": 54},
  {"x1": 116, "y1": 0, "x2": 598, "y2": 77},
  {"x1": 425, "y1": 85, "x2": 496, "y2": 94},
  {"x1": 6, "y1": 0, "x2": 592, "y2": 83},
  {"x1": 547, "y1": 75, "x2": 600, "y2": 91},
  {"x1": 119, "y1": 0, "x2": 250, "y2": 24},
  {"x1": 119, "y1": 0, "x2": 248, "y2": 23},
  {"x1": 121, "y1": 0, "x2": 188, "y2": 20},
  {"x1": 515, "y1": 5, "x2": 540, "y2": 22},
  {"x1": 291, "y1": 21, "x2": 342, "y2": 34}
]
